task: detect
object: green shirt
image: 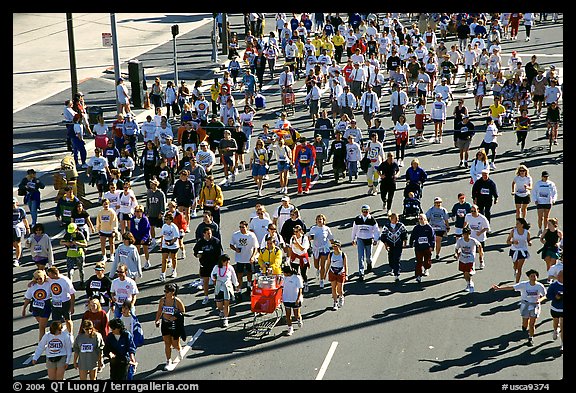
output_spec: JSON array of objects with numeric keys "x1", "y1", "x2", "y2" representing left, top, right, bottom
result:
[{"x1": 62, "y1": 231, "x2": 87, "y2": 257}]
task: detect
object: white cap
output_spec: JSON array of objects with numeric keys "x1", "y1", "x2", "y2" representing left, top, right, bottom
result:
[
  {"x1": 434, "y1": 197, "x2": 442, "y2": 203},
  {"x1": 281, "y1": 196, "x2": 290, "y2": 202}
]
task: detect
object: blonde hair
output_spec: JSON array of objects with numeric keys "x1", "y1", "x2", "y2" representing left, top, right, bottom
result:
[
  {"x1": 88, "y1": 298, "x2": 103, "y2": 312},
  {"x1": 33, "y1": 269, "x2": 47, "y2": 282},
  {"x1": 476, "y1": 149, "x2": 488, "y2": 162},
  {"x1": 515, "y1": 164, "x2": 529, "y2": 176}
]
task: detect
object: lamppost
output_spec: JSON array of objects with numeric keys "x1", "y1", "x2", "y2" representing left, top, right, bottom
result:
[{"x1": 171, "y1": 24, "x2": 179, "y2": 86}]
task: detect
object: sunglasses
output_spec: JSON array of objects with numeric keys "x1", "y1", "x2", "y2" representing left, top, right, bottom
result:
[{"x1": 116, "y1": 270, "x2": 126, "y2": 274}]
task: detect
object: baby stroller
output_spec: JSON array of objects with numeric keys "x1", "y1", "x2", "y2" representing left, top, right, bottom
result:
[
  {"x1": 406, "y1": 81, "x2": 417, "y2": 109},
  {"x1": 501, "y1": 99, "x2": 515, "y2": 129},
  {"x1": 400, "y1": 191, "x2": 423, "y2": 224}
]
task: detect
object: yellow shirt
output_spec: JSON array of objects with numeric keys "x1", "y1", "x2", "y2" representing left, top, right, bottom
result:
[
  {"x1": 210, "y1": 84, "x2": 220, "y2": 102},
  {"x1": 322, "y1": 40, "x2": 335, "y2": 57},
  {"x1": 332, "y1": 34, "x2": 345, "y2": 47},
  {"x1": 311, "y1": 38, "x2": 323, "y2": 56},
  {"x1": 489, "y1": 103, "x2": 505, "y2": 118},
  {"x1": 295, "y1": 42, "x2": 305, "y2": 58},
  {"x1": 258, "y1": 246, "x2": 283, "y2": 274},
  {"x1": 199, "y1": 184, "x2": 224, "y2": 208}
]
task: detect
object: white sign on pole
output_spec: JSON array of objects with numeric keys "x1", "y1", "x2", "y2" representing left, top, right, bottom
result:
[{"x1": 102, "y1": 32, "x2": 112, "y2": 47}]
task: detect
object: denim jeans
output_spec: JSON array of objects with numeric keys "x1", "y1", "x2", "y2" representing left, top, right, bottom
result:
[
  {"x1": 72, "y1": 137, "x2": 87, "y2": 166},
  {"x1": 27, "y1": 199, "x2": 39, "y2": 226},
  {"x1": 356, "y1": 238, "x2": 373, "y2": 276}
]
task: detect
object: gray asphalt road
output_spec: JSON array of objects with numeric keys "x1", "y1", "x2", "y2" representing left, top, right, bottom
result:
[{"x1": 12, "y1": 13, "x2": 564, "y2": 383}]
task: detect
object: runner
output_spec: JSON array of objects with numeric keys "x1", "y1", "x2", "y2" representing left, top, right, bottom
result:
[
  {"x1": 230, "y1": 221, "x2": 259, "y2": 302},
  {"x1": 506, "y1": 218, "x2": 532, "y2": 284},
  {"x1": 193, "y1": 227, "x2": 222, "y2": 305},
  {"x1": 511, "y1": 164, "x2": 532, "y2": 220},
  {"x1": 464, "y1": 204, "x2": 490, "y2": 271},
  {"x1": 327, "y1": 241, "x2": 348, "y2": 310},
  {"x1": 546, "y1": 270, "x2": 564, "y2": 353},
  {"x1": 308, "y1": 214, "x2": 334, "y2": 289},
  {"x1": 455, "y1": 227, "x2": 483, "y2": 293},
  {"x1": 425, "y1": 197, "x2": 451, "y2": 261},
  {"x1": 281, "y1": 265, "x2": 304, "y2": 336},
  {"x1": 211, "y1": 255, "x2": 239, "y2": 328},
  {"x1": 531, "y1": 171, "x2": 558, "y2": 236},
  {"x1": 21, "y1": 269, "x2": 52, "y2": 341},
  {"x1": 450, "y1": 193, "x2": 473, "y2": 260},
  {"x1": 538, "y1": 218, "x2": 563, "y2": 276},
  {"x1": 351, "y1": 205, "x2": 380, "y2": 280},
  {"x1": 379, "y1": 212, "x2": 408, "y2": 282},
  {"x1": 409, "y1": 214, "x2": 435, "y2": 283},
  {"x1": 154, "y1": 283, "x2": 186, "y2": 370}
]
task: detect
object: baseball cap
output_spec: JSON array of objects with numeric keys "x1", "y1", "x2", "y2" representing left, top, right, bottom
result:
[
  {"x1": 481, "y1": 169, "x2": 490, "y2": 174},
  {"x1": 434, "y1": 197, "x2": 442, "y2": 203},
  {"x1": 361, "y1": 204, "x2": 370, "y2": 210},
  {"x1": 511, "y1": 50, "x2": 517, "y2": 55},
  {"x1": 199, "y1": 141, "x2": 208, "y2": 146},
  {"x1": 67, "y1": 223, "x2": 77, "y2": 233},
  {"x1": 436, "y1": 93, "x2": 442, "y2": 98},
  {"x1": 281, "y1": 196, "x2": 290, "y2": 202},
  {"x1": 550, "y1": 65, "x2": 556, "y2": 69},
  {"x1": 27, "y1": 169, "x2": 36, "y2": 175},
  {"x1": 118, "y1": 77, "x2": 124, "y2": 82},
  {"x1": 462, "y1": 227, "x2": 471, "y2": 234},
  {"x1": 94, "y1": 262, "x2": 106, "y2": 271},
  {"x1": 542, "y1": 171, "x2": 550, "y2": 177}
]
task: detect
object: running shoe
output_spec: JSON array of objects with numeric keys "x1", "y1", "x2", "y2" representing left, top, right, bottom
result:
[
  {"x1": 202, "y1": 296, "x2": 210, "y2": 305},
  {"x1": 286, "y1": 326, "x2": 294, "y2": 335}
]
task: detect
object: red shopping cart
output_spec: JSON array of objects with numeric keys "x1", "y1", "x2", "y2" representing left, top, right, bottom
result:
[
  {"x1": 243, "y1": 274, "x2": 284, "y2": 338},
  {"x1": 281, "y1": 88, "x2": 295, "y2": 116}
]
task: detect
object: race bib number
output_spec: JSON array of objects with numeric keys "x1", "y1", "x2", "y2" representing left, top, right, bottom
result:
[
  {"x1": 206, "y1": 199, "x2": 215, "y2": 206},
  {"x1": 63, "y1": 210, "x2": 72, "y2": 217},
  {"x1": 480, "y1": 188, "x2": 490, "y2": 195},
  {"x1": 74, "y1": 218, "x2": 85, "y2": 225},
  {"x1": 34, "y1": 245, "x2": 43, "y2": 253},
  {"x1": 418, "y1": 236, "x2": 429, "y2": 244},
  {"x1": 147, "y1": 151, "x2": 154, "y2": 160},
  {"x1": 52, "y1": 300, "x2": 62, "y2": 308},
  {"x1": 162, "y1": 306, "x2": 175, "y2": 315},
  {"x1": 81, "y1": 344, "x2": 94, "y2": 353},
  {"x1": 457, "y1": 209, "x2": 466, "y2": 217},
  {"x1": 119, "y1": 249, "x2": 129, "y2": 259},
  {"x1": 32, "y1": 299, "x2": 45, "y2": 309},
  {"x1": 90, "y1": 281, "x2": 102, "y2": 290},
  {"x1": 101, "y1": 215, "x2": 110, "y2": 222},
  {"x1": 117, "y1": 296, "x2": 127, "y2": 305}
]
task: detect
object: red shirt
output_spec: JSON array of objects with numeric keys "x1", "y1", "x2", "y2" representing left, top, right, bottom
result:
[
  {"x1": 343, "y1": 64, "x2": 354, "y2": 83},
  {"x1": 80, "y1": 310, "x2": 109, "y2": 337}
]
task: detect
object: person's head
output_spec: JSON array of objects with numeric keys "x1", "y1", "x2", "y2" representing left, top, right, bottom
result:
[
  {"x1": 462, "y1": 226, "x2": 471, "y2": 239},
  {"x1": 108, "y1": 318, "x2": 125, "y2": 334},
  {"x1": 457, "y1": 193, "x2": 466, "y2": 203},
  {"x1": 255, "y1": 139, "x2": 265, "y2": 149},
  {"x1": 218, "y1": 254, "x2": 231, "y2": 268},
  {"x1": 515, "y1": 164, "x2": 529, "y2": 177},
  {"x1": 49, "y1": 321, "x2": 64, "y2": 335},
  {"x1": 120, "y1": 300, "x2": 133, "y2": 316},
  {"x1": 87, "y1": 297, "x2": 103, "y2": 313},
  {"x1": 116, "y1": 264, "x2": 128, "y2": 280},
  {"x1": 433, "y1": 197, "x2": 443, "y2": 207},
  {"x1": 481, "y1": 169, "x2": 490, "y2": 180},
  {"x1": 525, "y1": 269, "x2": 539, "y2": 282},
  {"x1": 541, "y1": 171, "x2": 550, "y2": 180},
  {"x1": 411, "y1": 158, "x2": 420, "y2": 168},
  {"x1": 238, "y1": 220, "x2": 248, "y2": 233},
  {"x1": 94, "y1": 261, "x2": 106, "y2": 277},
  {"x1": 361, "y1": 204, "x2": 370, "y2": 216},
  {"x1": 476, "y1": 149, "x2": 488, "y2": 162},
  {"x1": 315, "y1": 214, "x2": 327, "y2": 226},
  {"x1": 282, "y1": 265, "x2": 295, "y2": 276},
  {"x1": 31, "y1": 223, "x2": 45, "y2": 236},
  {"x1": 547, "y1": 217, "x2": 559, "y2": 231},
  {"x1": 417, "y1": 213, "x2": 428, "y2": 225},
  {"x1": 81, "y1": 319, "x2": 97, "y2": 337},
  {"x1": 470, "y1": 204, "x2": 479, "y2": 216},
  {"x1": 122, "y1": 232, "x2": 135, "y2": 245},
  {"x1": 398, "y1": 114, "x2": 406, "y2": 124},
  {"x1": 46, "y1": 266, "x2": 60, "y2": 279},
  {"x1": 64, "y1": 185, "x2": 73, "y2": 196},
  {"x1": 389, "y1": 212, "x2": 399, "y2": 224},
  {"x1": 32, "y1": 269, "x2": 47, "y2": 284},
  {"x1": 202, "y1": 210, "x2": 213, "y2": 223},
  {"x1": 164, "y1": 283, "x2": 178, "y2": 297},
  {"x1": 515, "y1": 217, "x2": 531, "y2": 230},
  {"x1": 203, "y1": 226, "x2": 213, "y2": 239}
]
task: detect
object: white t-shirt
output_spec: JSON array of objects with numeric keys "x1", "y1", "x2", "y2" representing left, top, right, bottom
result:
[
  {"x1": 103, "y1": 190, "x2": 122, "y2": 210},
  {"x1": 456, "y1": 237, "x2": 481, "y2": 264},
  {"x1": 111, "y1": 277, "x2": 139, "y2": 307},
  {"x1": 513, "y1": 281, "x2": 546, "y2": 303},
  {"x1": 513, "y1": 175, "x2": 532, "y2": 197},
  {"x1": 273, "y1": 204, "x2": 295, "y2": 234},
  {"x1": 290, "y1": 234, "x2": 310, "y2": 256},
  {"x1": 483, "y1": 124, "x2": 499, "y2": 144},
  {"x1": 308, "y1": 225, "x2": 334, "y2": 251},
  {"x1": 282, "y1": 274, "x2": 304, "y2": 303},
  {"x1": 211, "y1": 264, "x2": 239, "y2": 286},
  {"x1": 230, "y1": 230, "x2": 259, "y2": 263},
  {"x1": 49, "y1": 276, "x2": 75, "y2": 304},
  {"x1": 93, "y1": 123, "x2": 108, "y2": 136},
  {"x1": 161, "y1": 223, "x2": 180, "y2": 249},
  {"x1": 464, "y1": 213, "x2": 491, "y2": 242},
  {"x1": 249, "y1": 217, "x2": 273, "y2": 245},
  {"x1": 88, "y1": 156, "x2": 108, "y2": 173}
]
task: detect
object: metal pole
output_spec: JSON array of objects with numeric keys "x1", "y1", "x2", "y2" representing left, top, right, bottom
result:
[
  {"x1": 222, "y1": 13, "x2": 228, "y2": 56},
  {"x1": 211, "y1": 15, "x2": 218, "y2": 63},
  {"x1": 66, "y1": 13, "x2": 78, "y2": 98},
  {"x1": 173, "y1": 35, "x2": 179, "y2": 86},
  {"x1": 110, "y1": 13, "x2": 121, "y2": 115}
]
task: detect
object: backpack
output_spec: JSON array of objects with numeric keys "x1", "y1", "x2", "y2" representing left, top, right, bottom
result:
[
  {"x1": 131, "y1": 315, "x2": 144, "y2": 348},
  {"x1": 255, "y1": 93, "x2": 266, "y2": 108}
]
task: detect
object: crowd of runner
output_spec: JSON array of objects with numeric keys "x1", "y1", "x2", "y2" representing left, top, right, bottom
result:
[{"x1": 14, "y1": 12, "x2": 563, "y2": 381}]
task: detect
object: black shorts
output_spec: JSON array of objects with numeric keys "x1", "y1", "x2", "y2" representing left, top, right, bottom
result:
[
  {"x1": 514, "y1": 195, "x2": 531, "y2": 205},
  {"x1": 283, "y1": 301, "x2": 301, "y2": 309},
  {"x1": 99, "y1": 231, "x2": 114, "y2": 238},
  {"x1": 118, "y1": 212, "x2": 132, "y2": 221},
  {"x1": 417, "y1": 89, "x2": 427, "y2": 99},
  {"x1": 434, "y1": 230, "x2": 446, "y2": 238},
  {"x1": 177, "y1": 200, "x2": 192, "y2": 209},
  {"x1": 149, "y1": 216, "x2": 164, "y2": 227},
  {"x1": 550, "y1": 309, "x2": 563, "y2": 318},
  {"x1": 160, "y1": 319, "x2": 181, "y2": 339},
  {"x1": 13, "y1": 228, "x2": 21, "y2": 242},
  {"x1": 199, "y1": 263, "x2": 216, "y2": 278},
  {"x1": 162, "y1": 247, "x2": 179, "y2": 255},
  {"x1": 537, "y1": 203, "x2": 552, "y2": 210},
  {"x1": 134, "y1": 238, "x2": 151, "y2": 246},
  {"x1": 234, "y1": 262, "x2": 253, "y2": 274},
  {"x1": 51, "y1": 300, "x2": 72, "y2": 321},
  {"x1": 533, "y1": 94, "x2": 544, "y2": 103}
]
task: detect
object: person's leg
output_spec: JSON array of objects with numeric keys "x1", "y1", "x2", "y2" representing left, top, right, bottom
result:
[
  {"x1": 356, "y1": 242, "x2": 365, "y2": 276},
  {"x1": 162, "y1": 335, "x2": 172, "y2": 361},
  {"x1": 47, "y1": 367, "x2": 57, "y2": 380},
  {"x1": 521, "y1": 203, "x2": 528, "y2": 220},
  {"x1": 161, "y1": 253, "x2": 168, "y2": 275},
  {"x1": 415, "y1": 250, "x2": 424, "y2": 277},
  {"x1": 514, "y1": 259, "x2": 525, "y2": 283},
  {"x1": 365, "y1": 241, "x2": 373, "y2": 270},
  {"x1": 55, "y1": 365, "x2": 66, "y2": 380},
  {"x1": 285, "y1": 307, "x2": 293, "y2": 328},
  {"x1": 319, "y1": 255, "x2": 328, "y2": 281},
  {"x1": 515, "y1": 203, "x2": 522, "y2": 219},
  {"x1": 528, "y1": 316, "x2": 537, "y2": 340}
]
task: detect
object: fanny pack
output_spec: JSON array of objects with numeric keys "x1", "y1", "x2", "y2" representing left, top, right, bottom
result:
[{"x1": 48, "y1": 355, "x2": 64, "y2": 363}]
